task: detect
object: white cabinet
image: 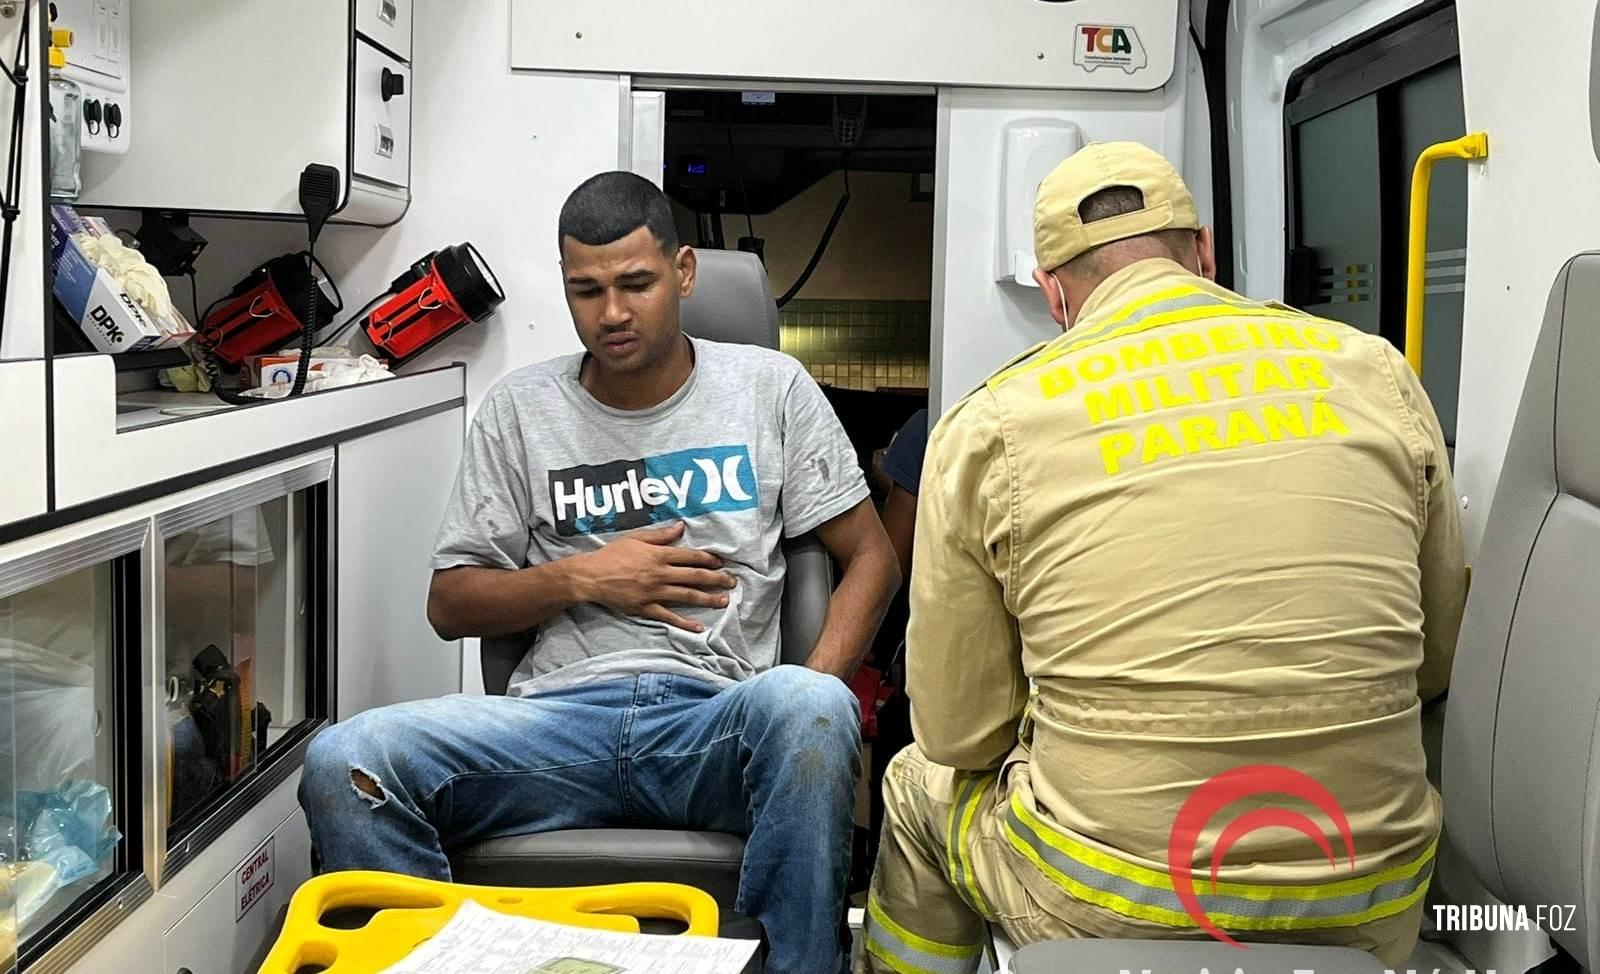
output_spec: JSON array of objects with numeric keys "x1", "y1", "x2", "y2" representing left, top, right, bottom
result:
[
  {"x1": 356, "y1": 0, "x2": 414, "y2": 61},
  {"x1": 0, "y1": 361, "x2": 47, "y2": 529},
  {"x1": 353, "y1": 40, "x2": 413, "y2": 190},
  {"x1": 78, "y1": 0, "x2": 415, "y2": 226},
  {"x1": 335, "y1": 406, "x2": 465, "y2": 719}
]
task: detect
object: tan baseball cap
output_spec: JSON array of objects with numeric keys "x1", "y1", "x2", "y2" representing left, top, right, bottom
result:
[{"x1": 1033, "y1": 141, "x2": 1200, "y2": 271}]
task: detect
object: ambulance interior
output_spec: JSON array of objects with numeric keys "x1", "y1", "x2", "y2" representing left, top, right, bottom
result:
[{"x1": 0, "y1": 0, "x2": 1592, "y2": 972}]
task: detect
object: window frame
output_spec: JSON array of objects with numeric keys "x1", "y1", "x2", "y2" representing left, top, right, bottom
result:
[
  {"x1": 1282, "y1": 0, "x2": 1461, "y2": 349},
  {"x1": 145, "y1": 456, "x2": 334, "y2": 888},
  {"x1": 0, "y1": 521, "x2": 150, "y2": 971}
]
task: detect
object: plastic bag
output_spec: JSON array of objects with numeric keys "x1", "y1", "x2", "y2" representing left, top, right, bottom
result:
[
  {"x1": 0, "y1": 780, "x2": 121, "y2": 928},
  {"x1": 240, "y1": 353, "x2": 394, "y2": 398},
  {"x1": 15, "y1": 780, "x2": 119, "y2": 886},
  {"x1": 0, "y1": 639, "x2": 96, "y2": 795}
]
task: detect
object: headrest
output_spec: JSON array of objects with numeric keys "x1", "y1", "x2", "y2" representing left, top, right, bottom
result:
[
  {"x1": 681, "y1": 249, "x2": 780, "y2": 351},
  {"x1": 1555, "y1": 253, "x2": 1600, "y2": 505}
]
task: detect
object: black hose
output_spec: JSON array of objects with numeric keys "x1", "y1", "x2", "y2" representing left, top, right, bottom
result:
[{"x1": 776, "y1": 187, "x2": 851, "y2": 309}]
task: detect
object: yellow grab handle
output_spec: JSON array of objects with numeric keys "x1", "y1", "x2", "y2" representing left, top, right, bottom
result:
[
  {"x1": 256, "y1": 871, "x2": 721, "y2": 974},
  {"x1": 1405, "y1": 132, "x2": 1488, "y2": 374}
]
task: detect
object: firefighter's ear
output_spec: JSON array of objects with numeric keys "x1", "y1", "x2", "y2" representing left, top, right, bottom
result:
[
  {"x1": 1195, "y1": 227, "x2": 1217, "y2": 282},
  {"x1": 1033, "y1": 267, "x2": 1070, "y2": 331}
]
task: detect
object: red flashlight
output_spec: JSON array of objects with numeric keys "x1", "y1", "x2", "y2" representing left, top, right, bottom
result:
[{"x1": 363, "y1": 243, "x2": 504, "y2": 365}]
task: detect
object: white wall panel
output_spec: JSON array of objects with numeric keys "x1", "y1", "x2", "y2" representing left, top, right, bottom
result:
[{"x1": 512, "y1": 0, "x2": 1182, "y2": 92}]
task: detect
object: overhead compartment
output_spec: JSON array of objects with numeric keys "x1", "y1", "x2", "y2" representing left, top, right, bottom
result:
[
  {"x1": 77, "y1": 0, "x2": 414, "y2": 226},
  {"x1": 510, "y1": 0, "x2": 1182, "y2": 92}
]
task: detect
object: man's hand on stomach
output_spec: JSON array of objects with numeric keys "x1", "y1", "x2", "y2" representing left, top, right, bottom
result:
[{"x1": 571, "y1": 522, "x2": 738, "y2": 633}]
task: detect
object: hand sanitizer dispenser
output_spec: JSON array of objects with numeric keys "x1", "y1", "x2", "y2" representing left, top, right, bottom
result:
[{"x1": 996, "y1": 119, "x2": 1083, "y2": 287}]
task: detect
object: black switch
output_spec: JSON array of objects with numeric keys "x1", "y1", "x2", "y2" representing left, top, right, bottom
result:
[{"x1": 381, "y1": 67, "x2": 406, "y2": 102}]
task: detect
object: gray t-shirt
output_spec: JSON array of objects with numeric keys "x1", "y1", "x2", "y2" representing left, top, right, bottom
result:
[{"x1": 432, "y1": 337, "x2": 868, "y2": 696}]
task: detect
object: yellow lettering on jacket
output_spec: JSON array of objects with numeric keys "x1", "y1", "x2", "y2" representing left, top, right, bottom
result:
[
  {"x1": 1252, "y1": 359, "x2": 1292, "y2": 393},
  {"x1": 1169, "y1": 332, "x2": 1209, "y2": 361},
  {"x1": 1081, "y1": 354, "x2": 1117, "y2": 382},
  {"x1": 1225, "y1": 409, "x2": 1269, "y2": 448},
  {"x1": 1039, "y1": 366, "x2": 1076, "y2": 400},
  {"x1": 1304, "y1": 325, "x2": 1341, "y2": 351},
  {"x1": 1100, "y1": 432, "x2": 1137, "y2": 475},
  {"x1": 1261, "y1": 403, "x2": 1309, "y2": 440},
  {"x1": 1086, "y1": 384, "x2": 1136, "y2": 424},
  {"x1": 1287, "y1": 356, "x2": 1332, "y2": 389},
  {"x1": 1120, "y1": 340, "x2": 1168, "y2": 371},
  {"x1": 1100, "y1": 398, "x2": 1354, "y2": 476},
  {"x1": 1141, "y1": 424, "x2": 1184, "y2": 464},
  {"x1": 1311, "y1": 398, "x2": 1351, "y2": 436},
  {"x1": 1264, "y1": 323, "x2": 1308, "y2": 349},
  {"x1": 1208, "y1": 324, "x2": 1246, "y2": 353}
]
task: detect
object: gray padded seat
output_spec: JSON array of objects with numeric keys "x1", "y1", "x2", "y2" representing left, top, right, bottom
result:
[
  {"x1": 449, "y1": 250, "x2": 835, "y2": 910},
  {"x1": 1012, "y1": 255, "x2": 1600, "y2": 972},
  {"x1": 1441, "y1": 253, "x2": 1600, "y2": 971}
]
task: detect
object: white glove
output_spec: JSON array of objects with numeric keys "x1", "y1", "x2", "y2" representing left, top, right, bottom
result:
[{"x1": 74, "y1": 231, "x2": 175, "y2": 323}]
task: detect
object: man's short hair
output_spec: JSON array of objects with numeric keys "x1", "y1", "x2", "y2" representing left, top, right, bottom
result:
[
  {"x1": 558, "y1": 171, "x2": 680, "y2": 257},
  {"x1": 1065, "y1": 185, "x2": 1196, "y2": 278}
]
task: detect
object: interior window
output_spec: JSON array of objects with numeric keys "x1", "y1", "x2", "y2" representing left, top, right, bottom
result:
[
  {"x1": 1286, "y1": 1, "x2": 1465, "y2": 444},
  {"x1": 0, "y1": 557, "x2": 134, "y2": 960}
]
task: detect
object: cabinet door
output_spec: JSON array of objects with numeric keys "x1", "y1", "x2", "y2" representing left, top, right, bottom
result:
[
  {"x1": 0, "y1": 521, "x2": 145, "y2": 965},
  {"x1": 355, "y1": 0, "x2": 413, "y2": 61},
  {"x1": 152, "y1": 456, "x2": 333, "y2": 884},
  {"x1": 353, "y1": 39, "x2": 412, "y2": 190},
  {"x1": 335, "y1": 408, "x2": 464, "y2": 719}
]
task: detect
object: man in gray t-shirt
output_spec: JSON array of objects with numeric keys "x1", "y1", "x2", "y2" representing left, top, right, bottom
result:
[
  {"x1": 299, "y1": 172, "x2": 901, "y2": 974},
  {"x1": 431, "y1": 333, "x2": 870, "y2": 697}
]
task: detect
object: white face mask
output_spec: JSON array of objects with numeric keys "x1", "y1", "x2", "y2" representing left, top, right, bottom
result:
[{"x1": 1051, "y1": 270, "x2": 1074, "y2": 330}]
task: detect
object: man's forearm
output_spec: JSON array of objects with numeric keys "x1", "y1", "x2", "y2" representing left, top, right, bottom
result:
[
  {"x1": 427, "y1": 560, "x2": 586, "y2": 640},
  {"x1": 803, "y1": 544, "x2": 900, "y2": 681}
]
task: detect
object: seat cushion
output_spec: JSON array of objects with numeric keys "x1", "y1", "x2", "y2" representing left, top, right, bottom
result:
[
  {"x1": 1011, "y1": 939, "x2": 1385, "y2": 974},
  {"x1": 450, "y1": 828, "x2": 747, "y2": 908}
]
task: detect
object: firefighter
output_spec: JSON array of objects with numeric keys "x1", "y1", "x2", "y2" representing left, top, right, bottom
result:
[{"x1": 859, "y1": 142, "x2": 1466, "y2": 971}]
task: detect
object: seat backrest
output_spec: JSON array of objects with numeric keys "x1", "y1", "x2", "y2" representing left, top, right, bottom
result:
[
  {"x1": 1442, "y1": 253, "x2": 1600, "y2": 969},
  {"x1": 680, "y1": 248, "x2": 781, "y2": 348},
  {"x1": 480, "y1": 249, "x2": 830, "y2": 694}
]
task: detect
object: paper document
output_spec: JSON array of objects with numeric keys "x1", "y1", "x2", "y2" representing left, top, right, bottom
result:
[{"x1": 377, "y1": 899, "x2": 759, "y2": 974}]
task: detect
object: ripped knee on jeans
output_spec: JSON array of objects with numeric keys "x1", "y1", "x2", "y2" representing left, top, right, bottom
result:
[{"x1": 350, "y1": 767, "x2": 387, "y2": 807}]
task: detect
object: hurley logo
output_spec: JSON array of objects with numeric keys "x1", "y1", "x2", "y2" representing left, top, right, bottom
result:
[
  {"x1": 1074, "y1": 24, "x2": 1148, "y2": 74},
  {"x1": 1167, "y1": 765, "x2": 1355, "y2": 948},
  {"x1": 548, "y1": 445, "x2": 758, "y2": 537}
]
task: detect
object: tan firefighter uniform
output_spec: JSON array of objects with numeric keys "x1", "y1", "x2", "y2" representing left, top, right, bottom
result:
[{"x1": 860, "y1": 143, "x2": 1467, "y2": 974}]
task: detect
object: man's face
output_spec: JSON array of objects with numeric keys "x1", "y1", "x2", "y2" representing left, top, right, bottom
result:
[{"x1": 561, "y1": 226, "x2": 697, "y2": 374}]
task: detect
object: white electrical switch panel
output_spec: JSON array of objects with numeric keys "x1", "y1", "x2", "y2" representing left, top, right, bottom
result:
[{"x1": 49, "y1": 0, "x2": 132, "y2": 155}]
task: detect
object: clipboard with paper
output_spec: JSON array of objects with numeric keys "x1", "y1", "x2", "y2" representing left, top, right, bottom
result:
[{"x1": 255, "y1": 871, "x2": 759, "y2": 974}]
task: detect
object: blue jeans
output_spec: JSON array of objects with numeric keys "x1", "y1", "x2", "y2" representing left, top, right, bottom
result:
[{"x1": 298, "y1": 666, "x2": 862, "y2": 974}]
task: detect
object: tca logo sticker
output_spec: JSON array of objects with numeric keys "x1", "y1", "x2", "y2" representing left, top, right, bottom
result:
[
  {"x1": 1167, "y1": 765, "x2": 1355, "y2": 948},
  {"x1": 1074, "y1": 24, "x2": 1149, "y2": 75}
]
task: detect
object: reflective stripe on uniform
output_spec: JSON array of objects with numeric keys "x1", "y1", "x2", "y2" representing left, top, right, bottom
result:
[
  {"x1": 1003, "y1": 793, "x2": 1436, "y2": 932},
  {"x1": 988, "y1": 286, "x2": 1314, "y2": 391},
  {"x1": 864, "y1": 896, "x2": 983, "y2": 974},
  {"x1": 944, "y1": 773, "x2": 996, "y2": 917},
  {"x1": 989, "y1": 285, "x2": 1209, "y2": 388}
]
